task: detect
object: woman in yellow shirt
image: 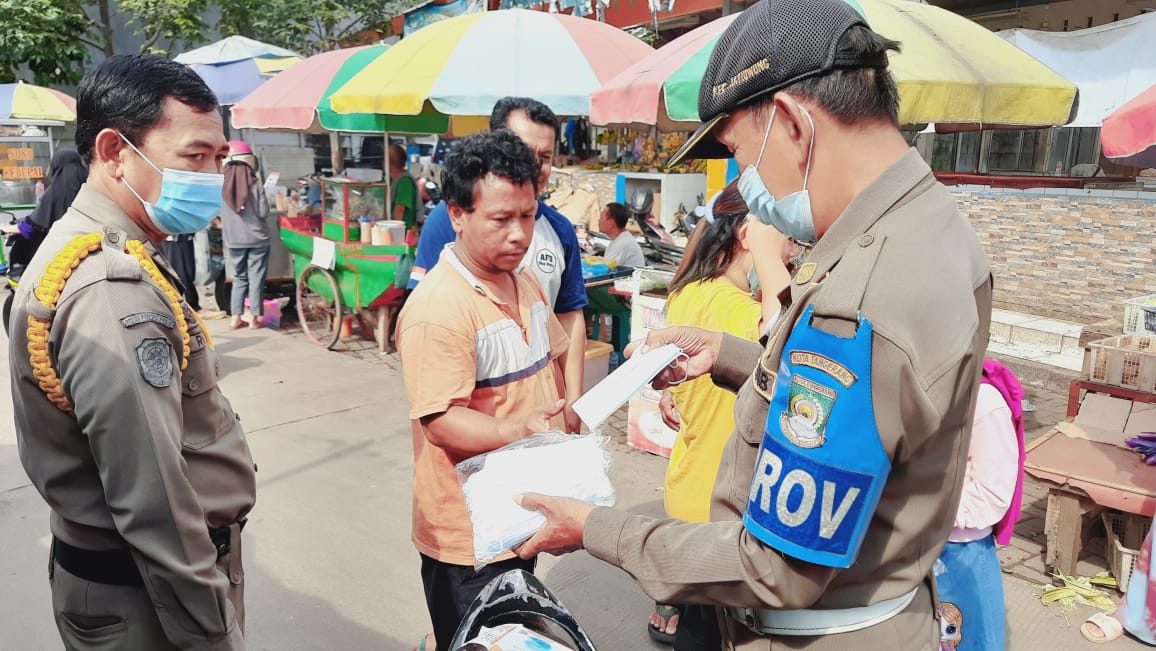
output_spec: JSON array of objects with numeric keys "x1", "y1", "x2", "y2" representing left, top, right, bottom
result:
[{"x1": 647, "y1": 181, "x2": 791, "y2": 648}]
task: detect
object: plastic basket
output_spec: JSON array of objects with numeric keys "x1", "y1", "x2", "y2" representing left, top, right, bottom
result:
[
  {"x1": 1125, "y1": 294, "x2": 1156, "y2": 334},
  {"x1": 1087, "y1": 334, "x2": 1156, "y2": 393},
  {"x1": 1103, "y1": 512, "x2": 1152, "y2": 593}
]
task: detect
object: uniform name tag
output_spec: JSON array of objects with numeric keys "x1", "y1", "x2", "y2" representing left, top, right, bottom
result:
[{"x1": 744, "y1": 435, "x2": 875, "y2": 566}]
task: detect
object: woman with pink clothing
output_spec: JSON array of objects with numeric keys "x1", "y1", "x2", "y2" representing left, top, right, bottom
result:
[{"x1": 934, "y1": 359, "x2": 1025, "y2": 651}]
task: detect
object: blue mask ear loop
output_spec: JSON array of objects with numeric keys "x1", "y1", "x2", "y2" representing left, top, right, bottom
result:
[
  {"x1": 753, "y1": 105, "x2": 777, "y2": 170},
  {"x1": 796, "y1": 103, "x2": 816, "y2": 192},
  {"x1": 117, "y1": 132, "x2": 164, "y2": 176}
]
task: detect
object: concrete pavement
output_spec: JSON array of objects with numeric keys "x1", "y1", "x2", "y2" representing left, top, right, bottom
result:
[{"x1": 0, "y1": 318, "x2": 1150, "y2": 649}]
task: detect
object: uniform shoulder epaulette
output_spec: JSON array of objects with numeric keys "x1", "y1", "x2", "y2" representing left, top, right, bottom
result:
[{"x1": 26, "y1": 231, "x2": 203, "y2": 414}]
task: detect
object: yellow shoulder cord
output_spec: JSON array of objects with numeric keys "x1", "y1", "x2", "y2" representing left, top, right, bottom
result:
[{"x1": 27, "y1": 234, "x2": 206, "y2": 414}]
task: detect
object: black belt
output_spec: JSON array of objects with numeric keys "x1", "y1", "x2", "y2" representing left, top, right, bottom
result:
[{"x1": 53, "y1": 519, "x2": 245, "y2": 587}]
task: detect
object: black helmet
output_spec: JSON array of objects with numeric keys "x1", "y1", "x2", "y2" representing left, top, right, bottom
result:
[
  {"x1": 449, "y1": 570, "x2": 596, "y2": 651},
  {"x1": 628, "y1": 188, "x2": 653, "y2": 216}
]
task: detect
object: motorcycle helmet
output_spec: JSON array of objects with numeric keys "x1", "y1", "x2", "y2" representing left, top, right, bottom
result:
[
  {"x1": 628, "y1": 188, "x2": 653, "y2": 216},
  {"x1": 225, "y1": 140, "x2": 258, "y2": 171},
  {"x1": 449, "y1": 570, "x2": 596, "y2": 651}
]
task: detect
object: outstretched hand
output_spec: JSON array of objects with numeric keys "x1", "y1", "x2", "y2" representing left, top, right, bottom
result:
[
  {"x1": 513, "y1": 493, "x2": 594, "y2": 558},
  {"x1": 625, "y1": 326, "x2": 722, "y2": 390}
]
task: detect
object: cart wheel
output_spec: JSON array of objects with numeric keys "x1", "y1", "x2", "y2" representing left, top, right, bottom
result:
[{"x1": 296, "y1": 265, "x2": 342, "y2": 349}]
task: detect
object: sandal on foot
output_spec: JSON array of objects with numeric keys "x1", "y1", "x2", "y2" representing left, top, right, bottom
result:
[
  {"x1": 647, "y1": 603, "x2": 680, "y2": 645},
  {"x1": 411, "y1": 633, "x2": 435, "y2": 651},
  {"x1": 1081, "y1": 611, "x2": 1124, "y2": 644}
]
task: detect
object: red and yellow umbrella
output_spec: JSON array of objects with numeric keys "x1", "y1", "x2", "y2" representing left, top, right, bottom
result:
[{"x1": 0, "y1": 82, "x2": 76, "y2": 122}]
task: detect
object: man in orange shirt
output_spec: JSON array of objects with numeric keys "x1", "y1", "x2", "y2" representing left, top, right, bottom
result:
[{"x1": 397, "y1": 130, "x2": 569, "y2": 651}]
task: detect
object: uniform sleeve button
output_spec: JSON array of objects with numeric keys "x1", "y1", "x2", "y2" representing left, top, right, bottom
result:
[{"x1": 858, "y1": 234, "x2": 875, "y2": 247}]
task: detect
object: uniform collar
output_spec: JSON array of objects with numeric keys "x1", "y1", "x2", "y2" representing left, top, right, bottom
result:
[
  {"x1": 440, "y1": 243, "x2": 524, "y2": 305},
  {"x1": 789, "y1": 148, "x2": 933, "y2": 304},
  {"x1": 68, "y1": 184, "x2": 153, "y2": 244}
]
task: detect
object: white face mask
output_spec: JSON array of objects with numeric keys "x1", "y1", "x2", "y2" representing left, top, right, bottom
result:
[{"x1": 735, "y1": 103, "x2": 818, "y2": 244}]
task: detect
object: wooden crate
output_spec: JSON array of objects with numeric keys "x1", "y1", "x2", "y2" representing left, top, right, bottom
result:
[{"x1": 1087, "y1": 334, "x2": 1156, "y2": 394}]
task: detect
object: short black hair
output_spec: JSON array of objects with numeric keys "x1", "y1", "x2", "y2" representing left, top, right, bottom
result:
[
  {"x1": 75, "y1": 54, "x2": 219, "y2": 164},
  {"x1": 757, "y1": 26, "x2": 901, "y2": 128},
  {"x1": 489, "y1": 97, "x2": 559, "y2": 136},
  {"x1": 442, "y1": 130, "x2": 541, "y2": 213},
  {"x1": 604, "y1": 202, "x2": 630, "y2": 229}
]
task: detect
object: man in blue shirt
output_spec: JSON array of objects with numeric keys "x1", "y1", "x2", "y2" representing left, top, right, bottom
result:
[{"x1": 409, "y1": 98, "x2": 588, "y2": 432}]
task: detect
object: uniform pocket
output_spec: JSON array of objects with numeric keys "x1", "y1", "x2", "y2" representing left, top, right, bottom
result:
[
  {"x1": 58, "y1": 612, "x2": 128, "y2": 647},
  {"x1": 180, "y1": 348, "x2": 235, "y2": 450},
  {"x1": 729, "y1": 381, "x2": 772, "y2": 506}
]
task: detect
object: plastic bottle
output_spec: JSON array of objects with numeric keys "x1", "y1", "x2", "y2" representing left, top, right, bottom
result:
[
  {"x1": 34, "y1": 181, "x2": 45, "y2": 204},
  {"x1": 1055, "y1": 160, "x2": 1063, "y2": 176}
]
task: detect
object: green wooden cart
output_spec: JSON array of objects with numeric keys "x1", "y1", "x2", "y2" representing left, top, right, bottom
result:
[{"x1": 281, "y1": 179, "x2": 412, "y2": 350}]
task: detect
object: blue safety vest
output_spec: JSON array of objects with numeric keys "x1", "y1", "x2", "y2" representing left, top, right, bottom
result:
[{"x1": 743, "y1": 304, "x2": 890, "y2": 569}]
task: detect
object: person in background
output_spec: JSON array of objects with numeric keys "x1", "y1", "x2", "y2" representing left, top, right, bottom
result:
[
  {"x1": 1, "y1": 149, "x2": 88, "y2": 261},
  {"x1": 647, "y1": 181, "x2": 791, "y2": 648},
  {"x1": 599, "y1": 201, "x2": 646, "y2": 268},
  {"x1": 389, "y1": 144, "x2": 420, "y2": 244},
  {"x1": 220, "y1": 140, "x2": 270, "y2": 330},
  {"x1": 157, "y1": 235, "x2": 201, "y2": 312},
  {"x1": 397, "y1": 130, "x2": 569, "y2": 651},
  {"x1": 408, "y1": 97, "x2": 588, "y2": 433},
  {"x1": 935, "y1": 359, "x2": 1024, "y2": 650}
]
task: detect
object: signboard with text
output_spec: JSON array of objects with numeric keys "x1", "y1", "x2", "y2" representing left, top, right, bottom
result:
[{"x1": 0, "y1": 140, "x2": 50, "y2": 181}]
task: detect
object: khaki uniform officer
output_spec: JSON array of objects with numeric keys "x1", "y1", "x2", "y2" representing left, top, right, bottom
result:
[
  {"x1": 9, "y1": 54, "x2": 255, "y2": 651},
  {"x1": 516, "y1": 2, "x2": 992, "y2": 649}
]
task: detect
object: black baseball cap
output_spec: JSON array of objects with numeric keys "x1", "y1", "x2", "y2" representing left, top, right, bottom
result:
[{"x1": 667, "y1": 0, "x2": 888, "y2": 166}]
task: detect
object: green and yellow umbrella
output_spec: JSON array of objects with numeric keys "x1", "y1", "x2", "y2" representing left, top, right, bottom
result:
[{"x1": 231, "y1": 44, "x2": 449, "y2": 134}]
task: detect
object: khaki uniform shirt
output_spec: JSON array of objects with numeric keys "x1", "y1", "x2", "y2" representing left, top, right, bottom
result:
[
  {"x1": 9, "y1": 185, "x2": 257, "y2": 649},
  {"x1": 584, "y1": 151, "x2": 992, "y2": 649}
]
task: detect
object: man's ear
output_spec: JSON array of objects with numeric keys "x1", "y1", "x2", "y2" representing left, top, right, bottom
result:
[
  {"x1": 774, "y1": 93, "x2": 813, "y2": 167},
  {"x1": 92, "y1": 128, "x2": 128, "y2": 180},
  {"x1": 447, "y1": 202, "x2": 466, "y2": 234}
]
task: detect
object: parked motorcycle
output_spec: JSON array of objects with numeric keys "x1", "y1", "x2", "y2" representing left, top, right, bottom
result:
[
  {"x1": 449, "y1": 569, "x2": 596, "y2": 651},
  {"x1": 627, "y1": 188, "x2": 683, "y2": 269}
]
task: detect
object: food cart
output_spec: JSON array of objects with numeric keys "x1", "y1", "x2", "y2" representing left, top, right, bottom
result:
[
  {"x1": 281, "y1": 178, "x2": 411, "y2": 350},
  {"x1": 0, "y1": 121, "x2": 59, "y2": 220}
]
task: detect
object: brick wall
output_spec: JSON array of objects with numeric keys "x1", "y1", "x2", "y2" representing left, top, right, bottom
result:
[{"x1": 953, "y1": 188, "x2": 1156, "y2": 326}]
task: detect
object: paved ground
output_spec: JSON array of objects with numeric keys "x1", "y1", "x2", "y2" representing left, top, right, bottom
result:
[{"x1": 0, "y1": 308, "x2": 1148, "y2": 649}]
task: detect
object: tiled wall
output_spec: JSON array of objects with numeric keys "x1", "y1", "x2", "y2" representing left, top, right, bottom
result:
[{"x1": 952, "y1": 186, "x2": 1156, "y2": 326}]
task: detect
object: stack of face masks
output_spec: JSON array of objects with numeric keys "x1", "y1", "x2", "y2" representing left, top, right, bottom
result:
[{"x1": 456, "y1": 432, "x2": 616, "y2": 567}]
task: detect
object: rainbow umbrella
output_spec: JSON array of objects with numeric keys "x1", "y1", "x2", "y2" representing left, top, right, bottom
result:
[
  {"x1": 592, "y1": 0, "x2": 1078, "y2": 130},
  {"x1": 328, "y1": 9, "x2": 653, "y2": 118},
  {"x1": 231, "y1": 45, "x2": 448, "y2": 134},
  {"x1": 1102, "y1": 84, "x2": 1156, "y2": 168},
  {"x1": 0, "y1": 82, "x2": 76, "y2": 122},
  {"x1": 175, "y1": 35, "x2": 303, "y2": 105}
]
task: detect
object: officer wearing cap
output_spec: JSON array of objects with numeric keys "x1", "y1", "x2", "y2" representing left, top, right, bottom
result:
[
  {"x1": 9, "y1": 54, "x2": 255, "y2": 649},
  {"x1": 516, "y1": 1, "x2": 992, "y2": 648}
]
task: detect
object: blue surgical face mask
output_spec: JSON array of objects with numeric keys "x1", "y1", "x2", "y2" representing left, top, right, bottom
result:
[
  {"x1": 748, "y1": 263, "x2": 760, "y2": 294},
  {"x1": 736, "y1": 104, "x2": 818, "y2": 244},
  {"x1": 118, "y1": 133, "x2": 224, "y2": 235}
]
